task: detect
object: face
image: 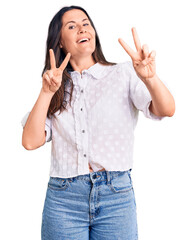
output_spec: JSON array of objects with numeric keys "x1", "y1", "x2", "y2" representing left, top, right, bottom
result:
[{"x1": 60, "y1": 9, "x2": 96, "y2": 58}]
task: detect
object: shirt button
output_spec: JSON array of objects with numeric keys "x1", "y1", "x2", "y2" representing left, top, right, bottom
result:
[
  {"x1": 82, "y1": 130, "x2": 85, "y2": 133},
  {"x1": 80, "y1": 108, "x2": 83, "y2": 111},
  {"x1": 81, "y1": 89, "x2": 84, "y2": 93},
  {"x1": 84, "y1": 154, "x2": 87, "y2": 157}
]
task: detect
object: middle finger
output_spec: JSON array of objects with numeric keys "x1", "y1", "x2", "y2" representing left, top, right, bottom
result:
[{"x1": 132, "y1": 27, "x2": 141, "y2": 52}]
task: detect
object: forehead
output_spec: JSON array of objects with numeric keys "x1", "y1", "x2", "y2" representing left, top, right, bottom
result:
[{"x1": 62, "y1": 9, "x2": 88, "y2": 23}]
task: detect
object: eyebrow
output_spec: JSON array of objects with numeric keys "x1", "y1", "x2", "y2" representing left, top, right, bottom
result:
[{"x1": 65, "y1": 18, "x2": 89, "y2": 26}]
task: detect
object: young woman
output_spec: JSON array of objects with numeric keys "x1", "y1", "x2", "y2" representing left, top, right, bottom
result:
[{"x1": 22, "y1": 5, "x2": 175, "y2": 240}]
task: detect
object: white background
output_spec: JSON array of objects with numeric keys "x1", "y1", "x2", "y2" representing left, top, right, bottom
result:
[{"x1": 0, "y1": 0, "x2": 196, "y2": 239}]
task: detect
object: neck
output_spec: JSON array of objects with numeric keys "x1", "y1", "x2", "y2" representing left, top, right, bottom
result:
[{"x1": 70, "y1": 55, "x2": 96, "y2": 73}]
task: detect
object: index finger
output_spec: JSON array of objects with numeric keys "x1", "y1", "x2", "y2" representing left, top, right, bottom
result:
[
  {"x1": 49, "y1": 49, "x2": 56, "y2": 69},
  {"x1": 132, "y1": 27, "x2": 141, "y2": 52},
  {"x1": 59, "y1": 53, "x2": 71, "y2": 71},
  {"x1": 118, "y1": 38, "x2": 138, "y2": 60}
]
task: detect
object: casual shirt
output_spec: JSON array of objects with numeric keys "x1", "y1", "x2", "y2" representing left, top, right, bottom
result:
[{"x1": 22, "y1": 61, "x2": 162, "y2": 178}]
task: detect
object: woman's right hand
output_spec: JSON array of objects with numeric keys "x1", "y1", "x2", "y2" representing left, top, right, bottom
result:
[{"x1": 42, "y1": 49, "x2": 71, "y2": 94}]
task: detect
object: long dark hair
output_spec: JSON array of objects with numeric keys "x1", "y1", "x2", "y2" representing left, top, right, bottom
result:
[{"x1": 42, "y1": 6, "x2": 116, "y2": 117}]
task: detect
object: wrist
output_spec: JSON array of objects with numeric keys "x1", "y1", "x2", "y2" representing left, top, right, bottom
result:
[
  {"x1": 141, "y1": 74, "x2": 159, "y2": 87},
  {"x1": 40, "y1": 88, "x2": 55, "y2": 99}
]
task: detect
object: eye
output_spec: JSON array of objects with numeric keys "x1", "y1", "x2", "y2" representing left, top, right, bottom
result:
[
  {"x1": 68, "y1": 25, "x2": 75, "y2": 30},
  {"x1": 83, "y1": 23, "x2": 89, "y2": 26}
]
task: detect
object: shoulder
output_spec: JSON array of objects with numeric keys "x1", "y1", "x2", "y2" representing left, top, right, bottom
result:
[
  {"x1": 105, "y1": 61, "x2": 134, "y2": 75},
  {"x1": 118, "y1": 61, "x2": 134, "y2": 72},
  {"x1": 112, "y1": 61, "x2": 135, "y2": 80},
  {"x1": 94, "y1": 61, "x2": 135, "y2": 80},
  {"x1": 99, "y1": 61, "x2": 133, "y2": 70},
  {"x1": 105, "y1": 61, "x2": 134, "y2": 73}
]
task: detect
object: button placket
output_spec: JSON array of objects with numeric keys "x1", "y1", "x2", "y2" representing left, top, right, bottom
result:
[
  {"x1": 81, "y1": 91, "x2": 87, "y2": 162},
  {"x1": 77, "y1": 74, "x2": 89, "y2": 173}
]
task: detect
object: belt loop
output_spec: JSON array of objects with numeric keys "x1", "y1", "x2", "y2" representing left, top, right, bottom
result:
[{"x1": 106, "y1": 171, "x2": 111, "y2": 184}]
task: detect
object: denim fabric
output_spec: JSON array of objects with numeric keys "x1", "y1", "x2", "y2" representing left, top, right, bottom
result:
[{"x1": 41, "y1": 169, "x2": 138, "y2": 240}]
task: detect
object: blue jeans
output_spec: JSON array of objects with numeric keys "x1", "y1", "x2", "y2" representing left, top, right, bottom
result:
[{"x1": 41, "y1": 169, "x2": 138, "y2": 240}]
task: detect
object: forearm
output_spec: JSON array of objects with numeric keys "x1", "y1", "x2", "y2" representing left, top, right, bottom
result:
[
  {"x1": 22, "y1": 89, "x2": 54, "y2": 150},
  {"x1": 142, "y1": 74, "x2": 175, "y2": 117}
]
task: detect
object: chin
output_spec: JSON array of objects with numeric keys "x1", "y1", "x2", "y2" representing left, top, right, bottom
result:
[{"x1": 79, "y1": 49, "x2": 95, "y2": 57}]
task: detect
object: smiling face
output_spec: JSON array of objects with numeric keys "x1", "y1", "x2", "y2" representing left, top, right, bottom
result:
[{"x1": 60, "y1": 9, "x2": 96, "y2": 58}]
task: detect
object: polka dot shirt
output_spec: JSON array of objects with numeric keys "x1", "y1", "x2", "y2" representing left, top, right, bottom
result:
[{"x1": 22, "y1": 61, "x2": 163, "y2": 178}]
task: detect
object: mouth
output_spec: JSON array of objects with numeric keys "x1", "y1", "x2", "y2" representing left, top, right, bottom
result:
[{"x1": 77, "y1": 38, "x2": 90, "y2": 44}]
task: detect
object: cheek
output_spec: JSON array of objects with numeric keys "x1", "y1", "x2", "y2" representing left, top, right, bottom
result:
[
  {"x1": 92, "y1": 35, "x2": 96, "y2": 49},
  {"x1": 65, "y1": 41, "x2": 74, "y2": 52},
  {"x1": 92, "y1": 39, "x2": 96, "y2": 50},
  {"x1": 91, "y1": 29, "x2": 96, "y2": 39},
  {"x1": 90, "y1": 29, "x2": 96, "y2": 46},
  {"x1": 61, "y1": 35, "x2": 75, "y2": 52}
]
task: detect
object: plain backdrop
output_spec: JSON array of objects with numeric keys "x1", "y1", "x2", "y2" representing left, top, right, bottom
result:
[{"x1": 1, "y1": 0, "x2": 196, "y2": 239}]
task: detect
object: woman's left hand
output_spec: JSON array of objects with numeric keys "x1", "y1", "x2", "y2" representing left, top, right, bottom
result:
[{"x1": 118, "y1": 28, "x2": 156, "y2": 82}]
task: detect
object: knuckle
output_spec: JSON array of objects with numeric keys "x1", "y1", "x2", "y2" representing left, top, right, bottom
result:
[{"x1": 43, "y1": 71, "x2": 48, "y2": 77}]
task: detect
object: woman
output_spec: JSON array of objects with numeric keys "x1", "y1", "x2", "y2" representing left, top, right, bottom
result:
[{"x1": 22, "y1": 5, "x2": 175, "y2": 240}]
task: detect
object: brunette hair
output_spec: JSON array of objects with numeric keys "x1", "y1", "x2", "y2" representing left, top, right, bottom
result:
[{"x1": 42, "y1": 6, "x2": 116, "y2": 117}]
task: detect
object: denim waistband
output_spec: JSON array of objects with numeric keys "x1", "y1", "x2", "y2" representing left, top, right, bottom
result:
[{"x1": 51, "y1": 169, "x2": 132, "y2": 183}]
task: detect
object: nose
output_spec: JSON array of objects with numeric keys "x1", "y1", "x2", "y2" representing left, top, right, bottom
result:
[{"x1": 78, "y1": 25, "x2": 86, "y2": 34}]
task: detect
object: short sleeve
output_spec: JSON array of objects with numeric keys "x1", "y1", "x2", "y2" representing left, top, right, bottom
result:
[
  {"x1": 123, "y1": 61, "x2": 163, "y2": 121},
  {"x1": 21, "y1": 112, "x2": 52, "y2": 142},
  {"x1": 45, "y1": 116, "x2": 52, "y2": 142}
]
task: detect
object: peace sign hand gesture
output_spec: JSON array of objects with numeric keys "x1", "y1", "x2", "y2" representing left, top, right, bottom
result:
[
  {"x1": 42, "y1": 49, "x2": 71, "y2": 94},
  {"x1": 118, "y1": 28, "x2": 156, "y2": 82}
]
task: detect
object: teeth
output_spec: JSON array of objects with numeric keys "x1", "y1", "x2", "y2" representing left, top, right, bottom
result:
[{"x1": 78, "y1": 38, "x2": 89, "y2": 43}]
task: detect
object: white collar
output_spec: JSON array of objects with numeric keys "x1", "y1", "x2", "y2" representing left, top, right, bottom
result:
[{"x1": 69, "y1": 62, "x2": 115, "y2": 80}]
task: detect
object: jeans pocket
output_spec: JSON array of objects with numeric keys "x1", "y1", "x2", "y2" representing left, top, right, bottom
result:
[
  {"x1": 48, "y1": 177, "x2": 70, "y2": 191},
  {"x1": 109, "y1": 171, "x2": 133, "y2": 193}
]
